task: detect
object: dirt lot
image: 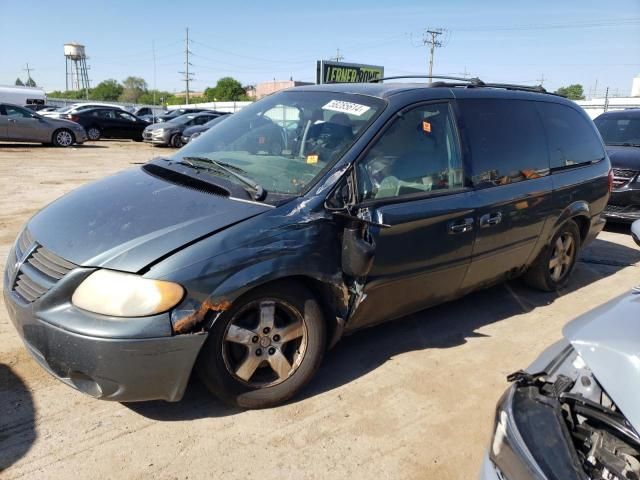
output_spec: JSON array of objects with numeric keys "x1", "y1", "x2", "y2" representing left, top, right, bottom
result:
[{"x1": 0, "y1": 140, "x2": 638, "y2": 480}]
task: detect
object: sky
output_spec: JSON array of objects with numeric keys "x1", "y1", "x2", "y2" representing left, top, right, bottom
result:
[{"x1": 0, "y1": 0, "x2": 638, "y2": 98}]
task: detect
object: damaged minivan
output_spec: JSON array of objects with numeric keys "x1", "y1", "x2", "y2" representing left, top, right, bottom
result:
[{"x1": 4, "y1": 78, "x2": 611, "y2": 408}]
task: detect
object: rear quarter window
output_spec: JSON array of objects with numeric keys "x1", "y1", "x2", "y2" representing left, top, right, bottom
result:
[
  {"x1": 536, "y1": 102, "x2": 605, "y2": 169},
  {"x1": 458, "y1": 99, "x2": 550, "y2": 188}
]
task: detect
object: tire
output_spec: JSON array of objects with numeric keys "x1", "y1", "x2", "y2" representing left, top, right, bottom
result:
[
  {"x1": 170, "y1": 133, "x2": 183, "y2": 148},
  {"x1": 197, "y1": 283, "x2": 326, "y2": 409},
  {"x1": 52, "y1": 129, "x2": 75, "y2": 147},
  {"x1": 86, "y1": 126, "x2": 101, "y2": 141},
  {"x1": 523, "y1": 220, "x2": 581, "y2": 292}
]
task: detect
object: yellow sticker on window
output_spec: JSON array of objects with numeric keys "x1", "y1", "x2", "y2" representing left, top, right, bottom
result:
[
  {"x1": 422, "y1": 121, "x2": 432, "y2": 133},
  {"x1": 306, "y1": 154, "x2": 319, "y2": 164}
]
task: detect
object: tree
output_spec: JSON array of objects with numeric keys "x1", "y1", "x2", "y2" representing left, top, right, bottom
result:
[
  {"x1": 119, "y1": 76, "x2": 148, "y2": 103},
  {"x1": 25, "y1": 77, "x2": 36, "y2": 87},
  {"x1": 90, "y1": 79, "x2": 123, "y2": 101},
  {"x1": 15, "y1": 78, "x2": 24, "y2": 86},
  {"x1": 205, "y1": 77, "x2": 247, "y2": 101},
  {"x1": 555, "y1": 84, "x2": 585, "y2": 100}
]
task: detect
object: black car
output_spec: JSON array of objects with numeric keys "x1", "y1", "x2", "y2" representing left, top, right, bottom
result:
[
  {"x1": 142, "y1": 111, "x2": 222, "y2": 147},
  {"x1": 181, "y1": 113, "x2": 230, "y2": 144},
  {"x1": 67, "y1": 107, "x2": 150, "y2": 141},
  {"x1": 155, "y1": 107, "x2": 208, "y2": 123},
  {"x1": 4, "y1": 78, "x2": 610, "y2": 409},
  {"x1": 594, "y1": 109, "x2": 640, "y2": 222}
]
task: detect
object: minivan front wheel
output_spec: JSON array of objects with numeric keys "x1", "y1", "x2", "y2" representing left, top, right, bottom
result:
[
  {"x1": 197, "y1": 283, "x2": 326, "y2": 409},
  {"x1": 524, "y1": 220, "x2": 581, "y2": 291}
]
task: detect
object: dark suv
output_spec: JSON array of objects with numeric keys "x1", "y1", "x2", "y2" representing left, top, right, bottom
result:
[
  {"x1": 594, "y1": 108, "x2": 640, "y2": 222},
  {"x1": 3, "y1": 78, "x2": 611, "y2": 409}
]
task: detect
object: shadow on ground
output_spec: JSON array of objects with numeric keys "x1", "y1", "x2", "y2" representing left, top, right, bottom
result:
[
  {"x1": 0, "y1": 364, "x2": 36, "y2": 472},
  {"x1": 130, "y1": 237, "x2": 638, "y2": 419},
  {"x1": 0, "y1": 143, "x2": 107, "y2": 149}
]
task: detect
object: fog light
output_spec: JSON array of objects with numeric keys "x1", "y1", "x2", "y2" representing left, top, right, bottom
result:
[{"x1": 69, "y1": 371, "x2": 103, "y2": 398}]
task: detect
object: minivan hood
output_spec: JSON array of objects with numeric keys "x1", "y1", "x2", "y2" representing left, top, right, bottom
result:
[
  {"x1": 27, "y1": 167, "x2": 270, "y2": 272},
  {"x1": 606, "y1": 145, "x2": 640, "y2": 170},
  {"x1": 563, "y1": 292, "x2": 640, "y2": 432}
]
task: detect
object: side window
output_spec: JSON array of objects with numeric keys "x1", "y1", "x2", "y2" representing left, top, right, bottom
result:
[
  {"x1": 357, "y1": 103, "x2": 463, "y2": 201},
  {"x1": 458, "y1": 99, "x2": 549, "y2": 187},
  {"x1": 97, "y1": 109, "x2": 116, "y2": 119},
  {"x1": 5, "y1": 105, "x2": 33, "y2": 118},
  {"x1": 537, "y1": 102, "x2": 605, "y2": 168},
  {"x1": 116, "y1": 111, "x2": 136, "y2": 122}
]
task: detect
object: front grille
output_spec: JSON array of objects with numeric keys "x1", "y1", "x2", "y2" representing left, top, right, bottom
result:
[
  {"x1": 612, "y1": 168, "x2": 638, "y2": 189},
  {"x1": 8, "y1": 229, "x2": 76, "y2": 304}
]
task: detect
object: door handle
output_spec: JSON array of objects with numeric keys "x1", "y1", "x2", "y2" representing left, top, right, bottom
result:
[
  {"x1": 8, "y1": 119, "x2": 16, "y2": 123},
  {"x1": 448, "y1": 217, "x2": 474, "y2": 234},
  {"x1": 480, "y1": 212, "x2": 502, "y2": 227}
]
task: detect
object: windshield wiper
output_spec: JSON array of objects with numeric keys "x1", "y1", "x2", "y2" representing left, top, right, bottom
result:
[{"x1": 182, "y1": 156, "x2": 267, "y2": 201}]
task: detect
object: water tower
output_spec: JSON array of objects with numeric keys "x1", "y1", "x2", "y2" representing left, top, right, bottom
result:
[{"x1": 64, "y1": 43, "x2": 90, "y2": 93}]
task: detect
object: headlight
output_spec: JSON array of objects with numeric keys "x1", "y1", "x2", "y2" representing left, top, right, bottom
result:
[
  {"x1": 154, "y1": 128, "x2": 165, "y2": 134},
  {"x1": 72, "y1": 270, "x2": 184, "y2": 317},
  {"x1": 191, "y1": 131, "x2": 202, "y2": 140}
]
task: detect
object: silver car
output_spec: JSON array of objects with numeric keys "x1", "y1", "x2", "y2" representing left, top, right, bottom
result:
[
  {"x1": 0, "y1": 103, "x2": 87, "y2": 147},
  {"x1": 481, "y1": 220, "x2": 640, "y2": 480}
]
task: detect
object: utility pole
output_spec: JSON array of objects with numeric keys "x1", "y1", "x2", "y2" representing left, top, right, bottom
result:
[
  {"x1": 332, "y1": 48, "x2": 344, "y2": 62},
  {"x1": 537, "y1": 73, "x2": 546, "y2": 87},
  {"x1": 179, "y1": 27, "x2": 194, "y2": 105},
  {"x1": 23, "y1": 63, "x2": 35, "y2": 85},
  {"x1": 423, "y1": 29, "x2": 443, "y2": 81},
  {"x1": 604, "y1": 87, "x2": 610, "y2": 112}
]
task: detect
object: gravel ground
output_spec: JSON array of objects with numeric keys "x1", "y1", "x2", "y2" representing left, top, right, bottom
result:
[{"x1": 1, "y1": 140, "x2": 638, "y2": 480}]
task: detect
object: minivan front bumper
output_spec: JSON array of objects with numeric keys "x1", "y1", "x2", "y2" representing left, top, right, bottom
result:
[
  {"x1": 3, "y1": 233, "x2": 206, "y2": 402},
  {"x1": 4, "y1": 290, "x2": 206, "y2": 401}
]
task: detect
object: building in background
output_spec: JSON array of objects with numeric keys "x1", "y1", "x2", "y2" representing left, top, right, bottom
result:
[
  {"x1": 246, "y1": 80, "x2": 313, "y2": 100},
  {"x1": 576, "y1": 74, "x2": 640, "y2": 118}
]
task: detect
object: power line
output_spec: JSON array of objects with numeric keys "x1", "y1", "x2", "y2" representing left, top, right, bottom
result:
[
  {"x1": 178, "y1": 27, "x2": 195, "y2": 104},
  {"x1": 423, "y1": 28, "x2": 444, "y2": 81},
  {"x1": 23, "y1": 63, "x2": 34, "y2": 84}
]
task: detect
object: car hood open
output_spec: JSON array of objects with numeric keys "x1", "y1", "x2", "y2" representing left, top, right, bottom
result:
[
  {"x1": 564, "y1": 291, "x2": 640, "y2": 432},
  {"x1": 606, "y1": 145, "x2": 640, "y2": 170},
  {"x1": 27, "y1": 166, "x2": 270, "y2": 272}
]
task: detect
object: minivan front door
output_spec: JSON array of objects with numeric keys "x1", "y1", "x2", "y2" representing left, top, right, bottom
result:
[{"x1": 346, "y1": 101, "x2": 476, "y2": 331}]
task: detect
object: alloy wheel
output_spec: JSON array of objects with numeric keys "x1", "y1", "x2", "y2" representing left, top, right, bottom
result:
[
  {"x1": 549, "y1": 233, "x2": 575, "y2": 282},
  {"x1": 222, "y1": 300, "x2": 307, "y2": 388},
  {"x1": 56, "y1": 130, "x2": 73, "y2": 147},
  {"x1": 87, "y1": 127, "x2": 100, "y2": 141}
]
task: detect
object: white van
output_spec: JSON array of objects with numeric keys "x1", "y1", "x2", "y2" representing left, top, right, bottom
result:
[{"x1": 0, "y1": 85, "x2": 46, "y2": 106}]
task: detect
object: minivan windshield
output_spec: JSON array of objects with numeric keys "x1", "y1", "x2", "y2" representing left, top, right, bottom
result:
[
  {"x1": 171, "y1": 90, "x2": 384, "y2": 196},
  {"x1": 594, "y1": 114, "x2": 640, "y2": 146}
]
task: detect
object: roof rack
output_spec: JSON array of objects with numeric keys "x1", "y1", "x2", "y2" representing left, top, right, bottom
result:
[
  {"x1": 370, "y1": 75, "x2": 549, "y2": 94},
  {"x1": 370, "y1": 75, "x2": 485, "y2": 85}
]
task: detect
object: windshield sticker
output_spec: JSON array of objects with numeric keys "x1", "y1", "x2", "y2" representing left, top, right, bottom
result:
[
  {"x1": 422, "y1": 121, "x2": 432, "y2": 133},
  {"x1": 306, "y1": 154, "x2": 319, "y2": 164},
  {"x1": 322, "y1": 100, "x2": 370, "y2": 117}
]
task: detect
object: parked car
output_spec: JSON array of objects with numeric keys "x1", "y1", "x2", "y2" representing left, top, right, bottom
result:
[
  {"x1": 594, "y1": 109, "x2": 640, "y2": 223},
  {"x1": 0, "y1": 102, "x2": 87, "y2": 146},
  {"x1": 4, "y1": 79, "x2": 611, "y2": 409},
  {"x1": 480, "y1": 224, "x2": 640, "y2": 480},
  {"x1": 155, "y1": 107, "x2": 208, "y2": 123},
  {"x1": 132, "y1": 106, "x2": 166, "y2": 119},
  {"x1": 41, "y1": 103, "x2": 128, "y2": 119},
  {"x1": 24, "y1": 104, "x2": 58, "y2": 112},
  {"x1": 181, "y1": 113, "x2": 230, "y2": 144},
  {"x1": 67, "y1": 107, "x2": 149, "y2": 141},
  {"x1": 143, "y1": 111, "x2": 221, "y2": 147}
]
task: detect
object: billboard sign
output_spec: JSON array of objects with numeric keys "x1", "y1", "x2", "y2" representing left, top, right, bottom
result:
[{"x1": 316, "y1": 60, "x2": 384, "y2": 84}]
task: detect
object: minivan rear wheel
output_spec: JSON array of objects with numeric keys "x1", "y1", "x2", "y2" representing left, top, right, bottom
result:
[
  {"x1": 197, "y1": 283, "x2": 326, "y2": 409},
  {"x1": 523, "y1": 220, "x2": 581, "y2": 292}
]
